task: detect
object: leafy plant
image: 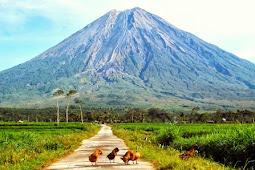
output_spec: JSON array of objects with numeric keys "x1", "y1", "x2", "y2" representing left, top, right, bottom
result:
[
  {"x1": 113, "y1": 123, "x2": 255, "y2": 169},
  {"x1": 156, "y1": 125, "x2": 180, "y2": 145}
]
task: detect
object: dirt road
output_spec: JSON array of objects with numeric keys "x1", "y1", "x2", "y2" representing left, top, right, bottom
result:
[{"x1": 46, "y1": 125, "x2": 154, "y2": 170}]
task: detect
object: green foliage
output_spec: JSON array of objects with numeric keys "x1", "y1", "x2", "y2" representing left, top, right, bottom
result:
[
  {"x1": 156, "y1": 125, "x2": 180, "y2": 145},
  {"x1": 0, "y1": 122, "x2": 100, "y2": 169},
  {"x1": 1, "y1": 107, "x2": 255, "y2": 125},
  {"x1": 111, "y1": 123, "x2": 231, "y2": 170},
  {"x1": 174, "y1": 124, "x2": 255, "y2": 169},
  {"x1": 113, "y1": 123, "x2": 255, "y2": 169},
  {"x1": 52, "y1": 89, "x2": 64, "y2": 97}
]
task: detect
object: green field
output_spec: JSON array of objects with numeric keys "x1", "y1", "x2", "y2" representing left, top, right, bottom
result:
[
  {"x1": 111, "y1": 123, "x2": 255, "y2": 169},
  {"x1": 1, "y1": 122, "x2": 254, "y2": 169},
  {"x1": 0, "y1": 122, "x2": 100, "y2": 170}
]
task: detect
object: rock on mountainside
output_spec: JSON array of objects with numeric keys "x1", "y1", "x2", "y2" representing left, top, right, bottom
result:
[{"x1": 0, "y1": 7, "x2": 255, "y2": 110}]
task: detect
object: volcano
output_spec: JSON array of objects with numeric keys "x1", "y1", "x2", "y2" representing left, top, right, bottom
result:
[{"x1": 1, "y1": 7, "x2": 255, "y2": 110}]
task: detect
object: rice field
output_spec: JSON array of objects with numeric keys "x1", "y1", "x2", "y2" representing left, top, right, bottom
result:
[
  {"x1": 111, "y1": 123, "x2": 255, "y2": 169},
  {"x1": 0, "y1": 122, "x2": 100, "y2": 170}
]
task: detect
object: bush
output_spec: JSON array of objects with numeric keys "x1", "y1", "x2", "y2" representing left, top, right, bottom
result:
[{"x1": 156, "y1": 125, "x2": 180, "y2": 145}]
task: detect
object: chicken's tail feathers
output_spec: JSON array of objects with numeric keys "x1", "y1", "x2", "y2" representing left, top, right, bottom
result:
[{"x1": 179, "y1": 154, "x2": 190, "y2": 160}]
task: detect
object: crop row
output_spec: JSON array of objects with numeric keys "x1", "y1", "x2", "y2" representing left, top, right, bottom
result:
[
  {"x1": 0, "y1": 123, "x2": 100, "y2": 169},
  {"x1": 115, "y1": 123, "x2": 255, "y2": 169}
]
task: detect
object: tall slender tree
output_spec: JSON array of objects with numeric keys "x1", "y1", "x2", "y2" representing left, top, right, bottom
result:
[
  {"x1": 53, "y1": 89, "x2": 64, "y2": 124},
  {"x1": 75, "y1": 100, "x2": 84, "y2": 123},
  {"x1": 65, "y1": 90, "x2": 77, "y2": 122}
]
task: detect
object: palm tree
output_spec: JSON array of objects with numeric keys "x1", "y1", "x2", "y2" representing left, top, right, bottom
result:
[
  {"x1": 65, "y1": 90, "x2": 77, "y2": 122},
  {"x1": 75, "y1": 100, "x2": 84, "y2": 123},
  {"x1": 53, "y1": 89, "x2": 64, "y2": 124}
]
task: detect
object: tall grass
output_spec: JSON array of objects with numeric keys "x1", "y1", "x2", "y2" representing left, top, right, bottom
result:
[
  {"x1": 0, "y1": 122, "x2": 100, "y2": 170},
  {"x1": 172, "y1": 124, "x2": 255, "y2": 168},
  {"x1": 112, "y1": 123, "x2": 254, "y2": 169},
  {"x1": 111, "y1": 123, "x2": 232, "y2": 170}
]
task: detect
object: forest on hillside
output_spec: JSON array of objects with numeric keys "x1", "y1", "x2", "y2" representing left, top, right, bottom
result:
[{"x1": 0, "y1": 107, "x2": 254, "y2": 124}]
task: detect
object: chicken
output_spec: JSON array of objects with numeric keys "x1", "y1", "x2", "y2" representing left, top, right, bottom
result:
[
  {"x1": 89, "y1": 149, "x2": 103, "y2": 165},
  {"x1": 131, "y1": 151, "x2": 141, "y2": 164},
  {"x1": 179, "y1": 144, "x2": 198, "y2": 160},
  {"x1": 121, "y1": 150, "x2": 135, "y2": 165},
  {"x1": 107, "y1": 147, "x2": 119, "y2": 163}
]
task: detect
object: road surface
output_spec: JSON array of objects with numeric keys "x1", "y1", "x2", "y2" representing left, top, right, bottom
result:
[{"x1": 46, "y1": 125, "x2": 154, "y2": 170}]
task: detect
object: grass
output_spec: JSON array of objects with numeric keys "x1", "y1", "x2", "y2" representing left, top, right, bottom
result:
[
  {"x1": 111, "y1": 123, "x2": 254, "y2": 169},
  {"x1": 0, "y1": 122, "x2": 101, "y2": 170}
]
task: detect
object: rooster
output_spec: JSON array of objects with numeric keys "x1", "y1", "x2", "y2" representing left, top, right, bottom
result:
[
  {"x1": 107, "y1": 147, "x2": 119, "y2": 163},
  {"x1": 131, "y1": 151, "x2": 141, "y2": 164},
  {"x1": 89, "y1": 149, "x2": 103, "y2": 165},
  {"x1": 121, "y1": 150, "x2": 135, "y2": 165},
  {"x1": 179, "y1": 144, "x2": 198, "y2": 160}
]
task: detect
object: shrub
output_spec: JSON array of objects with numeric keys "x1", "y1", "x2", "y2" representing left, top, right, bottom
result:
[{"x1": 156, "y1": 125, "x2": 180, "y2": 145}]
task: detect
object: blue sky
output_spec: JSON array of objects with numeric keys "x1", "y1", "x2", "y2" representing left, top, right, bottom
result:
[{"x1": 0, "y1": 0, "x2": 255, "y2": 71}]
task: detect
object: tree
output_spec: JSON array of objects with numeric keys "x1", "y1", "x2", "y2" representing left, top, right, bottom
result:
[
  {"x1": 65, "y1": 90, "x2": 77, "y2": 122},
  {"x1": 53, "y1": 89, "x2": 64, "y2": 124},
  {"x1": 75, "y1": 100, "x2": 84, "y2": 123},
  {"x1": 138, "y1": 108, "x2": 147, "y2": 123},
  {"x1": 199, "y1": 113, "x2": 209, "y2": 123},
  {"x1": 128, "y1": 109, "x2": 135, "y2": 123},
  {"x1": 104, "y1": 111, "x2": 110, "y2": 123}
]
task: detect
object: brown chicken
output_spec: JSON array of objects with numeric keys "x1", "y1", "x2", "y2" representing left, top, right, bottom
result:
[
  {"x1": 179, "y1": 144, "x2": 198, "y2": 160},
  {"x1": 121, "y1": 150, "x2": 135, "y2": 165},
  {"x1": 107, "y1": 147, "x2": 119, "y2": 163},
  {"x1": 131, "y1": 151, "x2": 141, "y2": 164},
  {"x1": 89, "y1": 149, "x2": 103, "y2": 165}
]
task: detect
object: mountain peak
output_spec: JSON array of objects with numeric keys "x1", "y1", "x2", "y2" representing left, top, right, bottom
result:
[
  {"x1": 107, "y1": 7, "x2": 144, "y2": 15},
  {"x1": 129, "y1": 7, "x2": 145, "y2": 12},
  {"x1": 131, "y1": 7, "x2": 143, "y2": 10},
  {"x1": 108, "y1": 9, "x2": 120, "y2": 15},
  {"x1": 1, "y1": 7, "x2": 255, "y2": 109}
]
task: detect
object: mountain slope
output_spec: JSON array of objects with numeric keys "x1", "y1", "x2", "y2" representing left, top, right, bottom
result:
[{"x1": 1, "y1": 7, "x2": 255, "y2": 110}]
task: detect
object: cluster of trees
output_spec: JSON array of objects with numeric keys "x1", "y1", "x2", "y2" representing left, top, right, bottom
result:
[
  {"x1": 176, "y1": 109, "x2": 255, "y2": 123},
  {"x1": 0, "y1": 107, "x2": 55, "y2": 122},
  {"x1": 53, "y1": 89, "x2": 80, "y2": 123},
  {"x1": 0, "y1": 105, "x2": 255, "y2": 124},
  {"x1": 1, "y1": 87, "x2": 255, "y2": 124}
]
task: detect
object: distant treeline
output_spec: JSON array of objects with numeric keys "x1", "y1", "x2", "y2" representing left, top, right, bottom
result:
[{"x1": 0, "y1": 107, "x2": 254, "y2": 123}]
